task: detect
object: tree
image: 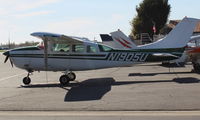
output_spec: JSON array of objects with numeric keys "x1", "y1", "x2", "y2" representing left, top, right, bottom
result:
[{"x1": 130, "y1": 0, "x2": 171, "y2": 39}]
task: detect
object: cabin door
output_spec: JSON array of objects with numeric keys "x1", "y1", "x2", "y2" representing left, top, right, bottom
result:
[{"x1": 49, "y1": 43, "x2": 70, "y2": 70}]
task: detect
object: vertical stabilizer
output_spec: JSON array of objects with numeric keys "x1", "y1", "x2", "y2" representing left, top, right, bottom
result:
[
  {"x1": 100, "y1": 34, "x2": 121, "y2": 49},
  {"x1": 138, "y1": 17, "x2": 199, "y2": 49},
  {"x1": 110, "y1": 30, "x2": 137, "y2": 49}
]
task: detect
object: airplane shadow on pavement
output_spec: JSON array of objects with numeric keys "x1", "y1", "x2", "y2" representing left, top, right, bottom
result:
[
  {"x1": 64, "y1": 77, "x2": 200, "y2": 102},
  {"x1": 65, "y1": 78, "x2": 174, "y2": 102},
  {"x1": 129, "y1": 71, "x2": 194, "y2": 77},
  {"x1": 64, "y1": 78, "x2": 114, "y2": 102},
  {"x1": 21, "y1": 77, "x2": 200, "y2": 102}
]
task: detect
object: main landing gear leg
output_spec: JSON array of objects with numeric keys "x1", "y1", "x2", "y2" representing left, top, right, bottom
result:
[
  {"x1": 59, "y1": 71, "x2": 76, "y2": 86},
  {"x1": 23, "y1": 72, "x2": 32, "y2": 85}
]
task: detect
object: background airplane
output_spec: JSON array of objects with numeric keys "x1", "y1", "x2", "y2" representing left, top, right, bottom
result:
[{"x1": 187, "y1": 36, "x2": 200, "y2": 73}]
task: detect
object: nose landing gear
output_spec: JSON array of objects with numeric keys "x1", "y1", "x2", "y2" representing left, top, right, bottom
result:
[{"x1": 22, "y1": 72, "x2": 32, "y2": 85}]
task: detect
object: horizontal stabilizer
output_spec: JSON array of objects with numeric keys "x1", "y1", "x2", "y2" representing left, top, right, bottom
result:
[{"x1": 152, "y1": 53, "x2": 179, "y2": 58}]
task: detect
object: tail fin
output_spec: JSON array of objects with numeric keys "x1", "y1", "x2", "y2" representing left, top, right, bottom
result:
[
  {"x1": 100, "y1": 30, "x2": 137, "y2": 50},
  {"x1": 100, "y1": 34, "x2": 122, "y2": 49},
  {"x1": 110, "y1": 30, "x2": 137, "y2": 49},
  {"x1": 138, "y1": 17, "x2": 199, "y2": 49}
]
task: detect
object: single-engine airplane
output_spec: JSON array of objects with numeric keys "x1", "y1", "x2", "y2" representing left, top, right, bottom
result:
[{"x1": 2, "y1": 17, "x2": 199, "y2": 85}]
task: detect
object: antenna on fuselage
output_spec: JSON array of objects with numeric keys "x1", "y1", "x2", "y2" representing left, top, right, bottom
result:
[
  {"x1": 8, "y1": 32, "x2": 11, "y2": 49},
  {"x1": 94, "y1": 37, "x2": 97, "y2": 43}
]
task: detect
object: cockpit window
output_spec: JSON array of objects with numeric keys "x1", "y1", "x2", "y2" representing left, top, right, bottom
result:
[
  {"x1": 98, "y1": 44, "x2": 113, "y2": 52},
  {"x1": 87, "y1": 45, "x2": 97, "y2": 53},
  {"x1": 72, "y1": 44, "x2": 85, "y2": 53},
  {"x1": 52, "y1": 43, "x2": 70, "y2": 52}
]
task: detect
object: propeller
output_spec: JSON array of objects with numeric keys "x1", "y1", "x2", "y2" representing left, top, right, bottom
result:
[
  {"x1": 9, "y1": 58, "x2": 13, "y2": 67},
  {"x1": 4, "y1": 55, "x2": 9, "y2": 63},
  {"x1": 3, "y1": 51, "x2": 13, "y2": 67}
]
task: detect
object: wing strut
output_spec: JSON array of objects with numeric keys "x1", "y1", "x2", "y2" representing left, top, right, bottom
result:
[{"x1": 44, "y1": 37, "x2": 48, "y2": 83}]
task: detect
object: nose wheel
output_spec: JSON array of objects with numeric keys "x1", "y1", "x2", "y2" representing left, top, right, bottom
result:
[
  {"x1": 59, "y1": 72, "x2": 76, "y2": 85},
  {"x1": 22, "y1": 72, "x2": 32, "y2": 85},
  {"x1": 23, "y1": 77, "x2": 31, "y2": 85}
]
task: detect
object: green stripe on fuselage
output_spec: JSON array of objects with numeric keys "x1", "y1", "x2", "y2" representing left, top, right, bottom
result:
[
  {"x1": 12, "y1": 46, "x2": 40, "y2": 51},
  {"x1": 111, "y1": 47, "x2": 185, "y2": 53},
  {"x1": 10, "y1": 54, "x2": 108, "y2": 60},
  {"x1": 10, "y1": 47, "x2": 185, "y2": 62}
]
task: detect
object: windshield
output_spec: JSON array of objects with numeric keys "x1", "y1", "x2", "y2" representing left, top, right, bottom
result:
[{"x1": 52, "y1": 43, "x2": 70, "y2": 52}]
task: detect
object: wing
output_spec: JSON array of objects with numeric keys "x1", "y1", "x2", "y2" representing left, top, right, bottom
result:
[{"x1": 31, "y1": 32, "x2": 84, "y2": 44}]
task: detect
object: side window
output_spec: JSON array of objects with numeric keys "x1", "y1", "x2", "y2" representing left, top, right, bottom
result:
[
  {"x1": 98, "y1": 44, "x2": 113, "y2": 52},
  {"x1": 52, "y1": 43, "x2": 70, "y2": 52},
  {"x1": 87, "y1": 45, "x2": 97, "y2": 53},
  {"x1": 72, "y1": 44, "x2": 85, "y2": 53}
]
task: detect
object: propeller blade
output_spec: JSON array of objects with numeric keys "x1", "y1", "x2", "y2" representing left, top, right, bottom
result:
[
  {"x1": 9, "y1": 58, "x2": 13, "y2": 67},
  {"x1": 4, "y1": 55, "x2": 9, "y2": 63},
  {"x1": 3, "y1": 51, "x2": 10, "y2": 63}
]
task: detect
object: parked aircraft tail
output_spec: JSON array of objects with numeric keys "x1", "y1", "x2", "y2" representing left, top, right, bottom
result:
[
  {"x1": 110, "y1": 30, "x2": 137, "y2": 49},
  {"x1": 100, "y1": 30, "x2": 136, "y2": 50},
  {"x1": 101, "y1": 17, "x2": 199, "y2": 50},
  {"x1": 138, "y1": 17, "x2": 199, "y2": 49}
]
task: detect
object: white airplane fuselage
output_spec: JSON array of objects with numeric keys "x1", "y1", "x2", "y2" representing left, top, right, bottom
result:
[
  {"x1": 8, "y1": 45, "x2": 131, "y2": 72},
  {"x1": 7, "y1": 43, "x2": 182, "y2": 72},
  {"x1": 10, "y1": 50, "x2": 133, "y2": 72}
]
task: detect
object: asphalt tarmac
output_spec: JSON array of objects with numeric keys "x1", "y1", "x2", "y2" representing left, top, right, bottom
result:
[
  {"x1": 0, "y1": 54, "x2": 200, "y2": 111},
  {"x1": 0, "y1": 111, "x2": 200, "y2": 120}
]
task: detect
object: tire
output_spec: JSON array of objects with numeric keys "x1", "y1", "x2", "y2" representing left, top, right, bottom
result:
[
  {"x1": 193, "y1": 63, "x2": 200, "y2": 73},
  {"x1": 23, "y1": 77, "x2": 31, "y2": 85},
  {"x1": 59, "y1": 75, "x2": 70, "y2": 85},
  {"x1": 68, "y1": 72, "x2": 76, "y2": 81}
]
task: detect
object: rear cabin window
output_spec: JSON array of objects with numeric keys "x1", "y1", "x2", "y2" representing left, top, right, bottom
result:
[
  {"x1": 98, "y1": 44, "x2": 113, "y2": 52},
  {"x1": 72, "y1": 45, "x2": 85, "y2": 53},
  {"x1": 52, "y1": 43, "x2": 70, "y2": 52},
  {"x1": 87, "y1": 45, "x2": 97, "y2": 53}
]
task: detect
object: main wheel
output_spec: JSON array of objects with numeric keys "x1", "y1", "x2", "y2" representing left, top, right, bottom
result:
[
  {"x1": 23, "y1": 77, "x2": 31, "y2": 85},
  {"x1": 68, "y1": 72, "x2": 76, "y2": 81},
  {"x1": 193, "y1": 63, "x2": 200, "y2": 73},
  {"x1": 59, "y1": 75, "x2": 70, "y2": 85}
]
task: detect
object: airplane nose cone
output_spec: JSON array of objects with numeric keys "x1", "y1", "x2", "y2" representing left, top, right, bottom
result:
[{"x1": 3, "y1": 51, "x2": 10, "y2": 56}]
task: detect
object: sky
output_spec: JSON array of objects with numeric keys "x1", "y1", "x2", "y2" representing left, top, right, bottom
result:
[{"x1": 0, "y1": 0, "x2": 200, "y2": 44}]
